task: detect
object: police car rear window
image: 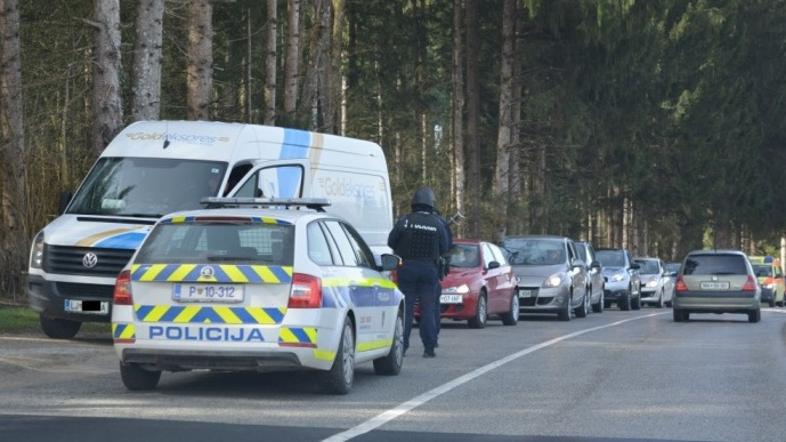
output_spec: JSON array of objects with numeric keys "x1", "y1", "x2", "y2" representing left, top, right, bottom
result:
[{"x1": 136, "y1": 222, "x2": 294, "y2": 265}]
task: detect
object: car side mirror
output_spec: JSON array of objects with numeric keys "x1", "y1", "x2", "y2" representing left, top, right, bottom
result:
[
  {"x1": 58, "y1": 191, "x2": 73, "y2": 215},
  {"x1": 487, "y1": 261, "x2": 501, "y2": 270},
  {"x1": 590, "y1": 261, "x2": 601, "y2": 269},
  {"x1": 380, "y1": 254, "x2": 402, "y2": 271},
  {"x1": 631, "y1": 263, "x2": 641, "y2": 270}
]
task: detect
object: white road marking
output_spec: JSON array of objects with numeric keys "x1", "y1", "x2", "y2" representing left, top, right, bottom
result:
[
  {"x1": 763, "y1": 308, "x2": 786, "y2": 314},
  {"x1": 323, "y1": 313, "x2": 665, "y2": 442}
]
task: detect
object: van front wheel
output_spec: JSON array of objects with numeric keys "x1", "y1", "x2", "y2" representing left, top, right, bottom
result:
[{"x1": 39, "y1": 314, "x2": 81, "y2": 339}]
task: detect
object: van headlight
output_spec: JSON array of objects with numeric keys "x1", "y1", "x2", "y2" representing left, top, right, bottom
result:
[
  {"x1": 443, "y1": 284, "x2": 470, "y2": 294},
  {"x1": 542, "y1": 273, "x2": 563, "y2": 288},
  {"x1": 765, "y1": 284, "x2": 775, "y2": 290},
  {"x1": 646, "y1": 280, "x2": 658, "y2": 288},
  {"x1": 611, "y1": 273, "x2": 625, "y2": 282},
  {"x1": 30, "y1": 231, "x2": 45, "y2": 269}
]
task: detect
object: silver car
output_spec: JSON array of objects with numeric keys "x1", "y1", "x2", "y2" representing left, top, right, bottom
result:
[
  {"x1": 634, "y1": 257, "x2": 674, "y2": 308},
  {"x1": 502, "y1": 236, "x2": 589, "y2": 321},
  {"x1": 673, "y1": 250, "x2": 761, "y2": 322},
  {"x1": 575, "y1": 241, "x2": 605, "y2": 313},
  {"x1": 597, "y1": 248, "x2": 641, "y2": 311}
]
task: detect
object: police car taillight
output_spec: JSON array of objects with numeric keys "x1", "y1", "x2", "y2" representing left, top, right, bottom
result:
[
  {"x1": 288, "y1": 273, "x2": 322, "y2": 308},
  {"x1": 113, "y1": 270, "x2": 133, "y2": 305}
]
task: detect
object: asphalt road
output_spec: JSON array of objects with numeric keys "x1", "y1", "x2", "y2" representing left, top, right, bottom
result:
[{"x1": 2, "y1": 307, "x2": 786, "y2": 442}]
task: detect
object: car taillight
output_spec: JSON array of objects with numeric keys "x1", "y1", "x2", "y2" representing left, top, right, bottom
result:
[
  {"x1": 742, "y1": 275, "x2": 757, "y2": 292},
  {"x1": 113, "y1": 270, "x2": 133, "y2": 305},
  {"x1": 675, "y1": 276, "x2": 688, "y2": 293},
  {"x1": 288, "y1": 273, "x2": 322, "y2": 308}
]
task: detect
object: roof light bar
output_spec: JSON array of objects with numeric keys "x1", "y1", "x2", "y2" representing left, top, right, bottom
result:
[{"x1": 200, "y1": 197, "x2": 331, "y2": 212}]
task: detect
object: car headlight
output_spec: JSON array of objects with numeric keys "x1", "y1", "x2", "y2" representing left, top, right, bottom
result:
[
  {"x1": 443, "y1": 284, "x2": 470, "y2": 294},
  {"x1": 30, "y1": 231, "x2": 45, "y2": 269},
  {"x1": 542, "y1": 273, "x2": 563, "y2": 288},
  {"x1": 611, "y1": 272, "x2": 625, "y2": 282},
  {"x1": 646, "y1": 280, "x2": 658, "y2": 288}
]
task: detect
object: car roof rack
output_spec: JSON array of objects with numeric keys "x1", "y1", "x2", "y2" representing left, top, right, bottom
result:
[{"x1": 200, "y1": 197, "x2": 331, "y2": 212}]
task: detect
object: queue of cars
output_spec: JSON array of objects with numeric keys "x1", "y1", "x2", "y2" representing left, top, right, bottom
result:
[{"x1": 26, "y1": 122, "x2": 782, "y2": 394}]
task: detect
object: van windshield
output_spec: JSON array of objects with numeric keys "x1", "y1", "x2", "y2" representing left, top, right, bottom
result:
[{"x1": 68, "y1": 157, "x2": 228, "y2": 218}]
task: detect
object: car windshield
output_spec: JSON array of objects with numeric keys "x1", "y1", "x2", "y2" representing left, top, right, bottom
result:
[
  {"x1": 136, "y1": 221, "x2": 294, "y2": 265},
  {"x1": 636, "y1": 260, "x2": 660, "y2": 274},
  {"x1": 502, "y1": 239, "x2": 565, "y2": 266},
  {"x1": 664, "y1": 262, "x2": 681, "y2": 274},
  {"x1": 575, "y1": 244, "x2": 588, "y2": 261},
  {"x1": 68, "y1": 157, "x2": 228, "y2": 218},
  {"x1": 449, "y1": 244, "x2": 480, "y2": 268},
  {"x1": 754, "y1": 264, "x2": 773, "y2": 278},
  {"x1": 596, "y1": 250, "x2": 625, "y2": 267},
  {"x1": 683, "y1": 254, "x2": 747, "y2": 276}
]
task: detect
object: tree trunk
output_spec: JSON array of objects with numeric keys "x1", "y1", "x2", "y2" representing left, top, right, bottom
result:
[
  {"x1": 263, "y1": 0, "x2": 277, "y2": 125},
  {"x1": 506, "y1": 8, "x2": 523, "y2": 235},
  {"x1": 0, "y1": 0, "x2": 27, "y2": 278},
  {"x1": 451, "y1": 0, "x2": 465, "y2": 234},
  {"x1": 465, "y1": 0, "x2": 480, "y2": 237},
  {"x1": 492, "y1": 0, "x2": 516, "y2": 241},
  {"x1": 186, "y1": 0, "x2": 213, "y2": 120},
  {"x1": 331, "y1": 0, "x2": 346, "y2": 133},
  {"x1": 283, "y1": 0, "x2": 300, "y2": 118},
  {"x1": 131, "y1": 0, "x2": 164, "y2": 121},
  {"x1": 92, "y1": 0, "x2": 123, "y2": 154}
]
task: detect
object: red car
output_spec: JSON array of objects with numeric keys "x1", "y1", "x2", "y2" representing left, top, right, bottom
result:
[{"x1": 417, "y1": 240, "x2": 520, "y2": 328}]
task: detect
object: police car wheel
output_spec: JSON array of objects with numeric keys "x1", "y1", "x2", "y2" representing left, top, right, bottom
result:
[
  {"x1": 119, "y1": 362, "x2": 161, "y2": 391},
  {"x1": 322, "y1": 316, "x2": 355, "y2": 394},
  {"x1": 374, "y1": 312, "x2": 404, "y2": 375},
  {"x1": 39, "y1": 314, "x2": 81, "y2": 339}
]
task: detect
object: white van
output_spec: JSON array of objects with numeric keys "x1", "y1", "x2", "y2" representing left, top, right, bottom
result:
[{"x1": 27, "y1": 121, "x2": 393, "y2": 338}]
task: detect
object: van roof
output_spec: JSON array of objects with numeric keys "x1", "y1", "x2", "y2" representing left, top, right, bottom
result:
[{"x1": 103, "y1": 120, "x2": 384, "y2": 163}]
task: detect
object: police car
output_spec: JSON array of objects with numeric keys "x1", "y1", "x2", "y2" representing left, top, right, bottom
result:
[{"x1": 111, "y1": 198, "x2": 404, "y2": 394}]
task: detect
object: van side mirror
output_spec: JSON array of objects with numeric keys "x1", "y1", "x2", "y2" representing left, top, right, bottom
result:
[
  {"x1": 380, "y1": 254, "x2": 402, "y2": 271},
  {"x1": 590, "y1": 261, "x2": 601, "y2": 269},
  {"x1": 631, "y1": 263, "x2": 641, "y2": 270},
  {"x1": 487, "y1": 261, "x2": 501, "y2": 270},
  {"x1": 58, "y1": 191, "x2": 73, "y2": 215}
]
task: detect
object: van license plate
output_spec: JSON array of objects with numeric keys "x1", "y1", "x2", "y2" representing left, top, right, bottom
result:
[
  {"x1": 64, "y1": 299, "x2": 109, "y2": 315},
  {"x1": 173, "y1": 284, "x2": 244, "y2": 303},
  {"x1": 440, "y1": 294, "x2": 463, "y2": 304},
  {"x1": 700, "y1": 281, "x2": 730, "y2": 290}
]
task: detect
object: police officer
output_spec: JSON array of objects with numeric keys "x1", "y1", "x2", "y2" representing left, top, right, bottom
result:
[{"x1": 388, "y1": 187, "x2": 449, "y2": 358}]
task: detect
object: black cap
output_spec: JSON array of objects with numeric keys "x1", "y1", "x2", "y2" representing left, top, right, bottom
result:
[{"x1": 411, "y1": 187, "x2": 436, "y2": 210}]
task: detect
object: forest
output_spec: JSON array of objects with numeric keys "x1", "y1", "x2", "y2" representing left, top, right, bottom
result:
[{"x1": 1, "y1": 0, "x2": 785, "y2": 298}]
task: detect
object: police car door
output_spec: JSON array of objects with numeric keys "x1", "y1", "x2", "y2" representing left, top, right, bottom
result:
[{"x1": 323, "y1": 220, "x2": 389, "y2": 354}]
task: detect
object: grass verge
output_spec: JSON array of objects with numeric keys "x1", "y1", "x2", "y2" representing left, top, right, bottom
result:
[{"x1": 0, "y1": 306, "x2": 110, "y2": 336}]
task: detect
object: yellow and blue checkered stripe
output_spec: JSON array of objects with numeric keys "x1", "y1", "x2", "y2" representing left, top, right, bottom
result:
[
  {"x1": 112, "y1": 323, "x2": 136, "y2": 341},
  {"x1": 134, "y1": 305, "x2": 287, "y2": 325},
  {"x1": 278, "y1": 326, "x2": 317, "y2": 346},
  {"x1": 130, "y1": 264, "x2": 293, "y2": 284},
  {"x1": 160, "y1": 215, "x2": 291, "y2": 225}
]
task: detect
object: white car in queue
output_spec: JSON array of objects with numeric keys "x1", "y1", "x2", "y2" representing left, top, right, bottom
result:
[{"x1": 111, "y1": 198, "x2": 404, "y2": 395}]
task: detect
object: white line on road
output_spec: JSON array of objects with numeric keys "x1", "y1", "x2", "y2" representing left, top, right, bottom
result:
[{"x1": 323, "y1": 312, "x2": 665, "y2": 442}]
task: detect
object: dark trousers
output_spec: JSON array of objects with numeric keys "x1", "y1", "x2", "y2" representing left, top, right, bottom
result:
[{"x1": 399, "y1": 261, "x2": 439, "y2": 351}]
